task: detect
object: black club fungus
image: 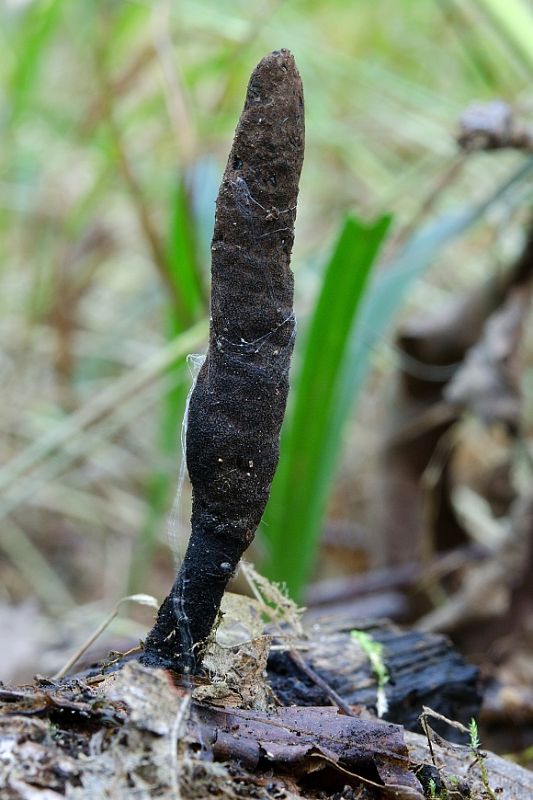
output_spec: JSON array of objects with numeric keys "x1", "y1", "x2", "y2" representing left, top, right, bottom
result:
[{"x1": 141, "y1": 49, "x2": 305, "y2": 673}]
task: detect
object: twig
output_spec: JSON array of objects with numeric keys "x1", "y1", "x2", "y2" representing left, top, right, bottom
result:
[
  {"x1": 288, "y1": 649, "x2": 355, "y2": 717},
  {"x1": 307, "y1": 562, "x2": 419, "y2": 607},
  {"x1": 169, "y1": 693, "x2": 191, "y2": 800},
  {"x1": 52, "y1": 593, "x2": 158, "y2": 680}
]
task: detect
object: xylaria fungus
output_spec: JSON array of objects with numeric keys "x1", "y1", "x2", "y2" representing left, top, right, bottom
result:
[{"x1": 140, "y1": 49, "x2": 305, "y2": 673}]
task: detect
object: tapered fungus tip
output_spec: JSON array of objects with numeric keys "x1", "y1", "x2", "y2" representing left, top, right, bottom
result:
[
  {"x1": 258, "y1": 48, "x2": 299, "y2": 75},
  {"x1": 225, "y1": 49, "x2": 304, "y2": 263},
  {"x1": 245, "y1": 48, "x2": 304, "y2": 118}
]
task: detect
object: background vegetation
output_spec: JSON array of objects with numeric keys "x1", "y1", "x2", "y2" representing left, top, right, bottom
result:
[{"x1": 1, "y1": 0, "x2": 531, "y2": 679}]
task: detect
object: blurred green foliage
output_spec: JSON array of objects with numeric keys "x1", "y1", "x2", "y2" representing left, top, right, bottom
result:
[
  {"x1": 264, "y1": 214, "x2": 392, "y2": 596},
  {"x1": 0, "y1": 0, "x2": 531, "y2": 612}
]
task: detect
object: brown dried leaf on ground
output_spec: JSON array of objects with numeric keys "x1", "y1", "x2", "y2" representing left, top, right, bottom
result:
[
  {"x1": 0, "y1": 680, "x2": 125, "y2": 727},
  {"x1": 1, "y1": 658, "x2": 530, "y2": 799},
  {"x1": 194, "y1": 703, "x2": 424, "y2": 799},
  {"x1": 2, "y1": 660, "x2": 423, "y2": 799}
]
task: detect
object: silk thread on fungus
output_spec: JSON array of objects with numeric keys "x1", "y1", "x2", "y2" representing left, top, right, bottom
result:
[{"x1": 140, "y1": 49, "x2": 305, "y2": 674}]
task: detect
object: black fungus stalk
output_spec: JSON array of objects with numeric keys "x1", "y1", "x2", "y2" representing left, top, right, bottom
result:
[{"x1": 141, "y1": 50, "x2": 305, "y2": 673}]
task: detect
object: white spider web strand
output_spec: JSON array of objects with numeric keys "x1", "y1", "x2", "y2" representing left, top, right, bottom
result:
[{"x1": 167, "y1": 352, "x2": 206, "y2": 568}]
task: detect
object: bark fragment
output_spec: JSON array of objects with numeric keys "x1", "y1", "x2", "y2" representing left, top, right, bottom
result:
[
  {"x1": 141, "y1": 49, "x2": 304, "y2": 673},
  {"x1": 3, "y1": 662, "x2": 531, "y2": 800},
  {"x1": 267, "y1": 622, "x2": 480, "y2": 736}
]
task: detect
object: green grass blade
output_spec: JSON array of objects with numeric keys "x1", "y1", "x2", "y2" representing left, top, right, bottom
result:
[
  {"x1": 474, "y1": 0, "x2": 533, "y2": 72},
  {"x1": 9, "y1": 0, "x2": 65, "y2": 125},
  {"x1": 263, "y1": 214, "x2": 391, "y2": 598},
  {"x1": 345, "y1": 157, "x2": 533, "y2": 412},
  {"x1": 262, "y1": 158, "x2": 532, "y2": 599},
  {"x1": 167, "y1": 173, "x2": 207, "y2": 322}
]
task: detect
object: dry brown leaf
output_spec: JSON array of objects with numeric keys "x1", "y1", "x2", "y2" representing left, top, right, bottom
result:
[{"x1": 194, "y1": 703, "x2": 424, "y2": 799}]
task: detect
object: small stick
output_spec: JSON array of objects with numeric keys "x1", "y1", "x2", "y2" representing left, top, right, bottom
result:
[
  {"x1": 52, "y1": 594, "x2": 157, "y2": 680},
  {"x1": 288, "y1": 649, "x2": 356, "y2": 717},
  {"x1": 141, "y1": 50, "x2": 305, "y2": 673}
]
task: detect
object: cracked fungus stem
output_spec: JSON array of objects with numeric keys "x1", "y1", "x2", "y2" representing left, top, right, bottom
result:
[{"x1": 141, "y1": 49, "x2": 305, "y2": 674}]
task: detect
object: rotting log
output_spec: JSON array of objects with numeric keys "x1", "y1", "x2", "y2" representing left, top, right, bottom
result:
[
  {"x1": 1, "y1": 662, "x2": 531, "y2": 800},
  {"x1": 267, "y1": 620, "x2": 481, "y2": 737},
  {"x1": 140, "y1": 49, "x2": 305, "y2": 673},
  {"x1": 406, "y1": 728, "x2": 533, "y2": 799}
]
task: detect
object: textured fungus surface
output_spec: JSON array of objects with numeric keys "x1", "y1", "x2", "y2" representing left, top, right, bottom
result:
[{"x1": 141, "y1": 49, "x2": 305, "y2": 672}]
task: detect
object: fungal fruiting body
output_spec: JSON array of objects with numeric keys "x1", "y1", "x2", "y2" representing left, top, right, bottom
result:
[{"x1": 141, "y1": 49, "x2": 304, "y2": 673}]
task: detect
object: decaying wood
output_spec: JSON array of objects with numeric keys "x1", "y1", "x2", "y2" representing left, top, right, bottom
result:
[
  {"x1": 267, "y1": 621, "x2": 481, "y2": 736},
  {"x1": 0, "y1": 588, "x2": 525, "y2": 797},
  {"x1": 406, "y1": 728, "x2": 533, "y2": 799},
  {"x1": 1, "y1": 661, "x2": 531, "y2": 800},
  {"x1": 141, "y1": 48, "x2": 305, "y2": 674}
]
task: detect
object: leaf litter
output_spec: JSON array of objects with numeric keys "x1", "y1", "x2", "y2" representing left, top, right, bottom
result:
[
  {"x1": 3, "y1": 566, "x2": 533, "y2": 798},
  {"x1": 0, "y1": 573, "x2": 426, "y2": 800}
]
